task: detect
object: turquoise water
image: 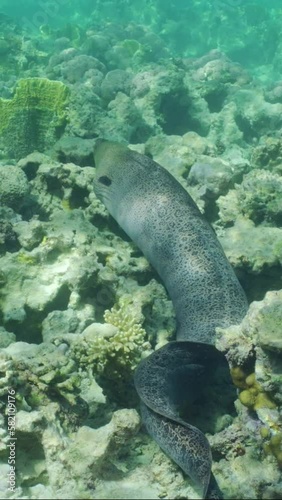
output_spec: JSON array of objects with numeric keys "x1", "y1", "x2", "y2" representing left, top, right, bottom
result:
[{"x1": 1, "y1": 0, "x2": 282, "y2": 72}]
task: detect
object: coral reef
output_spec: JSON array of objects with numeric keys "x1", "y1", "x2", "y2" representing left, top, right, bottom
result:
[
  {"x1": 0, "y1": 6, "x2": 282, "y2": 499},
  {"x1": 217, "y1": 169, "x2": 282, "y2": 226},
  {"x1": 0, "y1": 334, "x2": 142, "y2": 497},
  {"x1": 213, "y1": 290, "x2": 282, "y2": 497},
  {"x1": 216, "y1": 289, "x2": 282, "y2": 431}
]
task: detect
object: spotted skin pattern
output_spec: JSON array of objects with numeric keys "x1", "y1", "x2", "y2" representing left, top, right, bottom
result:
[{"x1": 94, "y1": 140, "x2": 248, "y2": 499}]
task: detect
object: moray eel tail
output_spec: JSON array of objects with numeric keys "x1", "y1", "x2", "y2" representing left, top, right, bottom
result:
[
  {"x1": 134, "y1": 342, "x2": 225, "y2": 498},
  {"x1": 140, "y1": 402, "x2": 211, "y2": 498}
]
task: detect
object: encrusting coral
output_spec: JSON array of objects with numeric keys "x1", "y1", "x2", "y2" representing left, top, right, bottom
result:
[
  {"x1": 231, "y1": 369, "x2": 277, "y2": 412},
  {"x1": 263, "y1": 433, "x2": 282, "y2": 468},
  {"x1": 217, "y1": 169, "x2": 282, "y2": 226},
  {"x1": 217, "y1": 290, "x2": 282, "y2": 473}
]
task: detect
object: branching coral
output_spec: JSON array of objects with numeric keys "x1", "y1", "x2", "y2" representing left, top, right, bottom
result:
[{"x1": 70, "y1": 303, "x2": 151, "y2": 381}]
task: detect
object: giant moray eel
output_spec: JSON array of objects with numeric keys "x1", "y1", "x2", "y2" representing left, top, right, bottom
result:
[{"x1": 94, "y1": 140, "x2": 248, "y2": 499}]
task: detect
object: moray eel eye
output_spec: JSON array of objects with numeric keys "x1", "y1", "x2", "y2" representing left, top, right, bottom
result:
[{"x1": 98, "y1": 175, "x2": 112, "y2": 186}]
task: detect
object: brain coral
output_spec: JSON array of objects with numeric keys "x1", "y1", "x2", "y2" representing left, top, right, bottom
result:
[{"x1": 0, "y1": 164, "x2": 29, "y2": 209}]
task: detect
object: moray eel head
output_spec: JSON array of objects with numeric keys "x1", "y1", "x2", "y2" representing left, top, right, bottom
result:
[{"x1": 93, "y1": 139, "x2": 131, "y2": 214}]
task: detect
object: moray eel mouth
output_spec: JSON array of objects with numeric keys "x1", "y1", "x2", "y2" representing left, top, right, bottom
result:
[
  {"x1": 93, "y1": 179, "x2": 112, "y2": 208},
  {"x1": 93, "y1": 139, "x2": 248, "y2": 500}
]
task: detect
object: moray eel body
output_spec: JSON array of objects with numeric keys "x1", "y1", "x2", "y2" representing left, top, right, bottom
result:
[{"x1": 94, "y1": 140, "x2": 248, "y2": 498}]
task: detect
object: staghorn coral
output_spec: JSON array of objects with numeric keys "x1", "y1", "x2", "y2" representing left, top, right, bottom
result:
[{"x1": 0, "y1": 77, "x2": 70, "y2": 159}]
